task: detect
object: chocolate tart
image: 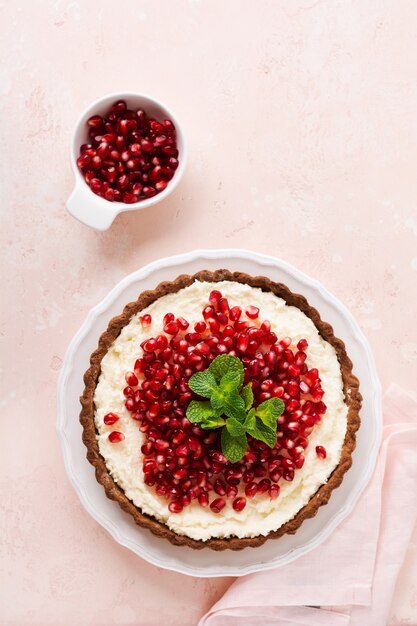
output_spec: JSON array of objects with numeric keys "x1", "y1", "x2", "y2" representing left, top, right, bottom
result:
[{"x1": 80, "y1": 270, "x2": 361, "y2": 551}]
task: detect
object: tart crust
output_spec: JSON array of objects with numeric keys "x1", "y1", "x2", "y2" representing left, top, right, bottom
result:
[{"x1": 80, "y1": 270, "x2": 361, "y2": 550}]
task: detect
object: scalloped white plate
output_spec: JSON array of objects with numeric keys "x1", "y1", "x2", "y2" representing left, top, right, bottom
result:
[{"x1": 57, "y1": 249, "x2": 382, "y2": 577}]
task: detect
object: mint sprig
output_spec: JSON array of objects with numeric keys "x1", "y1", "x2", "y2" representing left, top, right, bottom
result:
[{"x1": 186, "y1": 354, "x2": 285, "y2": 462}]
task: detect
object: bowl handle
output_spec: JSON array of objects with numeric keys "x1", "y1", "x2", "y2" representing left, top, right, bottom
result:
[{"x1": 66, "y1": 184, "x2": 119, "y2": 231}]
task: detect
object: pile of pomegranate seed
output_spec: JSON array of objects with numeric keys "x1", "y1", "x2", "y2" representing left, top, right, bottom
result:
[
  {"x1": 107, "y1": 290, "x2": 328, "y2": 514},
  {"x1": 77, "y1": 100, "x2": 179, "y2": 203}
]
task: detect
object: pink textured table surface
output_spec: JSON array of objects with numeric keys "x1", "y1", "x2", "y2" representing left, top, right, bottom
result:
[{"x1": 1, "y1": 1, "x2": 417, "y2": 625}]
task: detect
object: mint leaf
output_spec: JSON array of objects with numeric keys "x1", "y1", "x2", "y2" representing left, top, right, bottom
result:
[
  {"x1": 220, "y1": 370, "x2": 243, "y2": 393},
  {"x1": 186, "y1": 400, "x2": 219, "y2": 424},
  {"x1": 210, "y1": 388, "x2": 246, "y2": 421},
  {"x1": 200, "y1": 416, "x2": 226, "y2": 429},
  {"x1": 226, "y1": 417, "x2": 246, "y2": 437},
  {"x1": 209, "y1": 354, "x2": 244, "y2": 387},
  {"x1": 241, "y1": 383, "x2": 254, "y2": 410},
  {"x1": 188, "y1": 370, "x2": 218, "y2": 398},
  {"x1": 244, "y1": 407, "x2": 256, "y2": 430},
  {"x1": 221, "y1": 428, "x2": 248, "y2": 463},
  {"x1": 246, "y1": 417, "x2": 277, "y2": 448},
  {"x1": 255, "y1": 397, "x2": 285, "y2": 429}
]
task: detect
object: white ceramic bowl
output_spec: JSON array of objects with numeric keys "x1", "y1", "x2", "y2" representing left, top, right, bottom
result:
[{"x1": 66, "y1": 92, "x2": 187, "y2": 231}]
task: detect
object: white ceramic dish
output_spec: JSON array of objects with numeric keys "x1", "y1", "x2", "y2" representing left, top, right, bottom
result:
[
  {"x1": 66, "y1": 92, "x2": 187, "y2": 231},
  {"x1": 57, "y1": 249, "x2": 382, "y2": 577}
]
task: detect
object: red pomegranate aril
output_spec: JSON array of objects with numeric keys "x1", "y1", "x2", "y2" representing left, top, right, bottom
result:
[
  {"x1": 237, "y1": 334, "x2": 249, "y2": 352},
  {"x1": 257, "y1": 478, "x2": 271, "y2": 494},
  {"x1": 140, "y1": 138, "x2": 153, "y2": 152},
  {"x1": 202, "y1": 305, "x2": 215, "y2": 320},
  {"x1": 125, "y1": 371, "x2": 138, "y2": 386},
  {"x1": 87, "y1": 115, "x2": 103, "y2": 129},
  {"x1": 269, "y1": 484, "x2": 280, "y2": 499},
  {"x1": 176, "y1": 443, "x2": 190, "y2": 457},
  {"x1": 245, "y1": 482, "x2": 258, "y2": 497},
  {"x1": 122, "y1": 191, "x2": 136, "y2": 203},
  {"x1": 171, "y1": 430, "x2": 186, "y2": 446},
  {"x1": 125, "y1": 397, "x2": 135, "y2": 411},
  {"x1": 232, "y1": 497, "x2": 246, "y2": 512},
  {"x1": 117, "y1": 174, "x2": 129, "y2": 190},
  {"x1": 210, "y1": 498, "x2": 226, "y2": 514},
  {"x1": 155, "y1": 334, "x2": 168, "y2": 350},
  {"x1": 141, "y1": 441, "x2": 154, "y2": 455},
  {"x1": 176, "y1": 317, "x2": 189, "y2": 330},
  {"x1": 198, "y1": 492, "x2": 209, "y2": 507},
  {"x1": 168, "y1": 500, "x2": 183, "y2": 514},
  {"x1": 294, "y1": 456, "x2": 305, "y2": 469},
  {"x1": 253, "y1": 464, "x2": 267, "y2": 478},
  {"x1": 123, "y1": 386, "x2": 134, "y2": 397},
  {"x1": 214, "y1": 479, "x2": 227, "y2": 496},
  {"x1": 108, "y1": 431, "x2": 125, "y2": 443},
  {"x1": 142, "y1": 338, "x2": 157, "y2": 353},
  {"x1": 77, "y1": 154, "x2": 91, "y2": 169},
  {"x1": 89, "y1": 178, "x2": 102, "y2": 194},
  {"x1": 195, "y1": 341, "x2": 210, "y2": 355},
  {"x1": 207, "y1": 317, "x2": 220, "y2": 333},
  {"x1": 142, "y1": 185, "x2": 156, "y2": 197},
  {"x1": 270, "y1": 468, "x2": 282, "y2": 483},
  {"x1": 229, "y1": 306, "x2": 242, "y2": 321},
  {"x1": 297, "y1": 338, "x2": 308, "y2": 351},
  {"x1": 111, "y1": 99, "x2": 127, "y2": 114},
  {"x1": 139, "y1": 314, "x2": 152, "y2": 327},
  {"x1": 194, "y1": 321, "x2": 206, "y2": 333},
  {"x1": 209, "y1": 290, "x2": 222, "y2": 304},
  {"x1": 316, "y1": 445, "x2": 327, "y2": 459},
  {"x1": 97, "y1": 142, "x2": 109, "y2": 158},
  {"x1": 287, "y1": 381, "x2": 300, "y2": 397},
  {"x1": 103, "y1": 412, "x2": 119, "y2": 425},
  {"x1": 246, "y1": 305, "x2": 259, "y2": 319},
  {"x1": 258, "y1": 392, "x2": 271, "y2": 402},
  {"x1": 225, "y1": 484, "x2": 237, "y2": 498}
]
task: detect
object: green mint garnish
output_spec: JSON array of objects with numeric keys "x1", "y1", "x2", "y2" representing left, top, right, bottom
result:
[{"x1": 185, "y1": 354, "x2": 285, "y2": 462}]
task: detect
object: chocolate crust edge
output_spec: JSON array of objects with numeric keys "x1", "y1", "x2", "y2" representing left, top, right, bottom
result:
[{"x1": 80, "y1": 269, "x2": 362, "y2": 551}]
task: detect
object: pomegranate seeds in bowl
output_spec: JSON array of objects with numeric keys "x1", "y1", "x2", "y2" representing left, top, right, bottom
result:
[{"x1": 77, "y1": 99, "x2": 179, "y2": 204}]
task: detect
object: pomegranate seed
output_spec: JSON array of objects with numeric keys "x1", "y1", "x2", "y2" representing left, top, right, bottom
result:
[
  {"x1": 168, "y1": 500, "x2": 183, "y2": 514},
  {"x1": 142, "y1": 338, "x2": 157, "y2": 352},
  {"x1": 177, "y1": 317, "x2": 189, "y2": 330},
  {"x1": 108, "y1": 431, "x2": 125, "y2": 443},
  {"x1": 316, "y1": 445, "x2": 327, "y2": 459},
  {"x1": 194, "y1": 321, "x2": 206, "y2": 333},
  {"x1": 141, "y1": 441, "x2": 154, "y2": 455},
  {"x1": 202, "y1": 305, "x2": 215, "y2": 320},
  {"x1": 87, "y1": 115, "x2": 103, "y2": 128},
  {"x1": 269, "y1": 484, "x2": 280, "y2": 499},
  {"x1": 103, "y1": 412, "x2": 119, "y2": 425},
  {"x1": 232, "y1": 497, "x2": 247, "y2": 512},
  {"x1": 139, "y1": 314, "x2": 152, "y2": 327},
  {"x1": 154, "y1": 334, "x2": 167, "y2": 350},
  {"x1": 198, "y1": 492, "x2": 209, "y2": 507},
  {"x1": 210, "y1": 498, "x2": 226, "y2": 513},
  {"x1": 297, "y1": 338, "x2": 308, "y2": 351},
  {"x1": 77, "y1": 154, "x2": 91, "y2": 169},
  {"x1": 257, "y1": 478, "x2": 271, "y2": 494},
  {"x1": 245, "y1": 482, "x2": 258, "y2": 497},
  {"x1": 229, "y1": 306, "x2": 242, "y2": 321},
  {"x1": 125, "y1": 371, "x2": 138, "y2": 386},
  {"x1": 246, "y1": 305, "x2": 259, "y2": 319},
  {"x1": 209, "y1": 290, "x2": 222, "y2": 303},
  {"x1": 176, "y1": 443, "x2": 189, "y2": 457},
  {"x1": 214, "y1": 479, "x2": 226, "y2": 496},
  {"x1": 237, "y1": 334, "x2": 249, "y2": 352}
]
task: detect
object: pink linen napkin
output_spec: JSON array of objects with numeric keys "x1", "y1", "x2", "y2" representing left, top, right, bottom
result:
[{"x1": 199, "y1": 384, "x2": 417, "y2": 626}]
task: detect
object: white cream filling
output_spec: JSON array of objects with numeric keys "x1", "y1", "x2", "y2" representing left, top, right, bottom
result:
[{"x1": 94, "y1": 281, "x2": 348, "y2": 541}]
